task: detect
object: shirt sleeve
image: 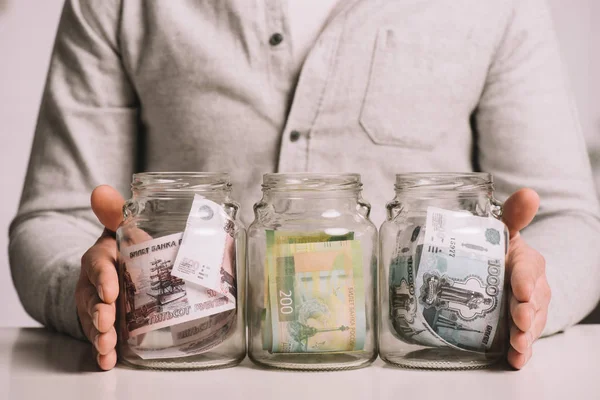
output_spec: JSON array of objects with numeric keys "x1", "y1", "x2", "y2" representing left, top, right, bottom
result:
[
  {"x1": 8, "y1": 0, "x2": 137, "y2": 340},
  {"x1": 475, "y1": 0, "x2": 600, "y2": 335}
]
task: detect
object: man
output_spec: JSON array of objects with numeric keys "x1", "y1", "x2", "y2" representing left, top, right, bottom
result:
[{"x1": 9, "y1": 0, "x2": 599, "y2": 371}]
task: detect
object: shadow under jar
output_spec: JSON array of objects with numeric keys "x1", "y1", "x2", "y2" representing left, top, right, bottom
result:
[
  {"x1": 379, "y1": 173, "x2": 509, "y2": 369},
  {"x1": 247, "y1": 173, "x2": 378, "y2": 370},
  {"x1": 116, "y1": 172, "x2": 246, "y2": 370}
]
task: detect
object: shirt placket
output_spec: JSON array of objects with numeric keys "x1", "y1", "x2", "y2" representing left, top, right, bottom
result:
[
  {"x1": 264, "y1": 0, "x2": 293, "y2": 93},
  {"x1": 276, "y1": 7, "x2": 344, "y2": 173}
]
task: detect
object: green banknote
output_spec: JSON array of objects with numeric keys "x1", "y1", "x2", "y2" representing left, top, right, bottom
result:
[
  {"x1": 263, "y1": 231, "x2": 354, "y2": 350},
  {"x1": 264, "y1": 231, "x2": 354, "y2": 307},
  {"x1": 265, "y1": 231, "x2": 365, "y2": 353}
]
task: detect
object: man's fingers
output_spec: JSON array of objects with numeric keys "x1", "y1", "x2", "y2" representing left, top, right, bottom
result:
[
  {"x1": 94, "y1": 326, "x2": 117, "y2": 356},
  {"x1": 502, "y1": 188, "x2": 539, "y2": 238},
  {"x1": 88, "y1": 301, "x2": 116, "y2": 333},
  {"x1": 507, "y1": 345, "x2": 532, "y2": 370},
  {"x1": 510, "y1": 294, "x2": 535, "y2": 332},
  {"x1": 82, "y1": 246, "x2": 119, "y2": 304},
  {"x1": 497, "y1": 188, "x2": 544, "y2": 371},
  {"x1": 531, "y1": 306, "x2": 549, "y2": 341},
  {"x1": 123, "y1": 227, "x2": 154, "y2": 246},
  {"x1": 510, "y1": 323, "x2": 534, "y2": 354},
  {"x1": 81, "y1": 186, "x2": 124, "y2": 372},
  {"x1": 510, "y1": 280, "x2": 550, "y2": 357},
  {"x1": 509, "y1": 249, "x2": 545, "y2": 302},
  {"x1": 88, "y1": 323, "x2": 116, "y2": 354},
  {"x1": 76, "y1": 282, "x2": 96, "y2": 310},
  {"x1": 97, "y1": 349, "x2": 118, "y2": 371},
  {"x1": 79, "y1": 311, "x2": 96, "y2": 343},
  {"x1": 85, "y1": 292, "x2": 101, "y2": 323},
  {"x1": 510, "y1": 265, "x2": 536, "y2": 303},
  {"x1": 91, "y1": 185, "x2": 125, "y2": 232},
  {"x1": 532, "y1": 276, "x2": 552, "y2": 313}
]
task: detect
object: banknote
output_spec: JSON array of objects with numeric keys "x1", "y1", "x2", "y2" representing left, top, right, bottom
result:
[
  {"x1": 265, "y1": 230, "x2": 355, "y2": 306},
  {"x1": 172, "y1": 196, "x2": 237, "y2": 305},
  {"x1": 388, "y1": 224, "x2": 445, "y2": 347},
  {"x1": 266, "y1": 238, "x2": 365, "y2": 353},
  {"x1": 413, "y1": 207, "x2": 508, "y2": 352},
  {"x1": 170, "y1": 309, "x2": 235, "y2": 346},
  {"x1": 119, "y1": 232, "x2": 235, "y2": 338},
  {"x1": 263, "y1": 230, "x2": 355, "y2": 350},
  {"x1": 128, "y1": 310, "x2": 236, "y2": 359}
]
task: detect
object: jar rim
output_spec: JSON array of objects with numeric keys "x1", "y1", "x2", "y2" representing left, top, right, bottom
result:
[
  {"x1": 131, "y1": 172, "x2": 231, "y2": 193},
  {"x1": 262, "y1": 173, "x2": 362, "y2": 192},
  {"x1": 394, "y1": 172, "x2": 493, "y2": 192}
]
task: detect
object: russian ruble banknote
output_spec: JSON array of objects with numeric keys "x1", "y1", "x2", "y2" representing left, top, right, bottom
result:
[
  {"x1": 128, "y1": 310, "x2": 236, "y2": 359},
  {"x1": 389, "y1": 207, "x2": 508, "y2": 352},
  {"x1": 119, "y1": 232, "x2": 235, "y2": 339},
  {"x1": 172, "y1": 196, "x2": 237, "y2": 305},
  {"x1": 388, "y1": 223, "x2": 444, "y2": 347},
  {"x1": 118, "y1": 196, "x2": 238, "y2": 359},
  {"x1": 264, "y1": 230, "x2": 366, "y2": 353},
  {"x1": 262, "y1": 231, "x2": 354, "y2": 350}
]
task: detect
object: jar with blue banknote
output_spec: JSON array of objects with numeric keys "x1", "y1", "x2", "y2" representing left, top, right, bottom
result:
[
  {"x1": 115, "y1": 172, "x2": 246, "y2": 370},
  {"x1": 247, "y1": 173, "x2": 378, "y2": 370},
  {"x1": 379, "y1": 173, "x2": 509, "y2": 369}
]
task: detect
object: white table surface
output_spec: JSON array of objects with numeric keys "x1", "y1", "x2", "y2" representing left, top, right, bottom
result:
[{"x1": 1, "y1": 325, "x2": 598, "y2": 400}]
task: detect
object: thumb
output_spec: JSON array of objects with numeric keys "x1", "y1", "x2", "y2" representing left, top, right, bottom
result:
[
  {"x1": 91, "y1": 185, "x2": 125, "y2": 232},
  {"x1": 501, "y1": 188, "x2": 540, "y2": 238}
]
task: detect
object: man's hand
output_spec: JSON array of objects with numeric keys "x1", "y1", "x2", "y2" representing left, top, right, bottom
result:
[
  {"x1": 75, "y1": 185, "x2": 125, "y2": 371},
  {"x1": 502, "y1": 188, "x2": 551, "y2": 369}
]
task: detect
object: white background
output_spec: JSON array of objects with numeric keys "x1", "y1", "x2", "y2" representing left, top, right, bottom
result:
[{"x1": 0, "y1": 0, "x2": 598, "y2": 327}]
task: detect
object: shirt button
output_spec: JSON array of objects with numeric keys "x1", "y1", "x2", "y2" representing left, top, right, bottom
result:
[
  {"x1": 289, "y1": 130, "x2": 301, "y2": 142},
  {"x1": 269, "y1": 33, "x2": 284, "y2": 46}
]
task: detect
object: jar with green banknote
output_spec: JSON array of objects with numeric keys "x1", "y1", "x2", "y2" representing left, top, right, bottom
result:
[
  {"x1": 379, "y1": 173, "x2": 509, "y2": 369},
  {"x1": 115, "y1": 172, "x2": 246, "y2": 370},
  {"x1": 247, "y1": 173, "x2": 378, "y2": 370}
]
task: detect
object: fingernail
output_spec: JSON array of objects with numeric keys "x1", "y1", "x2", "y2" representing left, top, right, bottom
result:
[
  {"x1": 93, "y1": 311, "x2": 99, "y2": 330},
  {"x1": 98, "y1": 285, "x2": 105, "y2": 302},
  {"x1": 94, "y1": 334, "x2": 100, "y2": 350}
]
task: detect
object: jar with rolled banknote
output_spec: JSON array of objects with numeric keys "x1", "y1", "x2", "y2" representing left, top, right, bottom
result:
[
  {"x1": 247, "y1": 173, "x2": 378, "y2": 370},
  {"x1": 116, "y1": 172, "x2": 246, "y2": 370},
  {"x1": 379, "y1": 173, "x2": 509, "y2": 369}
]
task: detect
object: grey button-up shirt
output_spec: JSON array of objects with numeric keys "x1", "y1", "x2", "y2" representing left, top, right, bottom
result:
[{"x1": 9, "y1": 0, "x2": 600, "y2": 340}]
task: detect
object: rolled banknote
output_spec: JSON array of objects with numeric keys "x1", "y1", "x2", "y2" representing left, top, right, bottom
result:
[
  {"x1": 388, "y1": 224, "x2": 444, "y2": 347},
  {"x1": 266, "y1": 235, "x2": 365, "y2": 353},
  {"x1": 119, "y1": 232, "x2": 236, "y2": 339},
  {"x1": 128, "y1": 310, "x2": 236, "y2": 359},
  {"x1": 411, "y1": 207, "x2": 508, "y2": 352},
  {"x1": 171, "y1": 196, "x2": 237, "y2": 305},
  {"x1": 263, "y1": 230, "x2": 354, "y2": 350}
]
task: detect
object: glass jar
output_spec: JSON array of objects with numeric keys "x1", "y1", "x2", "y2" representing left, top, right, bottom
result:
[
  {"x1": 379, "y1": 173, "x2": 509, "y2": 369},
  {"x1": 116, "y1": 172, "x2": 246, "y2": 370},
  {"x1": 247, "y1": 173, "x2": 378, "y2": 370}
]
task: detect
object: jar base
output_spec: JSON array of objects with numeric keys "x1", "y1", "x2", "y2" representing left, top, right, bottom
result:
[
  {"x1": 380, "y1": 348, "x2": 503, "y2": 370},
  {"x1": 120, "y1": 355, "x2": 245, "y2": 371},
  {"x1": 248, "y1": 351, "x2": 376, "y2": 371}
]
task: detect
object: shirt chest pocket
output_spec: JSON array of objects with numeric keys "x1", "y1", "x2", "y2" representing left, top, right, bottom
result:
[{"x1": 360, "y1": 27, "x2": 476, "y2": 150}]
